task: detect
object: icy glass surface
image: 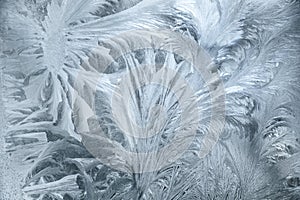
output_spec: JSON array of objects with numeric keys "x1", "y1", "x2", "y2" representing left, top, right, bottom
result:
[{"x1": 0, "y1": 0, "x2": 300, "y2": 199}]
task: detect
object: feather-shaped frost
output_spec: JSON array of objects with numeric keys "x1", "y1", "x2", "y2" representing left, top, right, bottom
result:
[{"x1": 0, "y1": 0, "x2": 300, "y2": 199}]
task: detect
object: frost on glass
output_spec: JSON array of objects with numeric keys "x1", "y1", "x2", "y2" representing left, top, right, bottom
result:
[{"x1": 0, "y1": 0, "x2": 300, "y2": 200}]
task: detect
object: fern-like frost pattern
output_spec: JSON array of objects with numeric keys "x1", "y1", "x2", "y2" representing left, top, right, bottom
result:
[{"x1": 0, "y1": 0, "x2": 300, "y2": 199}]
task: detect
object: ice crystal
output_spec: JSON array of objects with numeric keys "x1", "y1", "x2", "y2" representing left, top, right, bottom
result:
[{"x1": 0, "y1": 0, "x2": 300, "y2": 199}]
